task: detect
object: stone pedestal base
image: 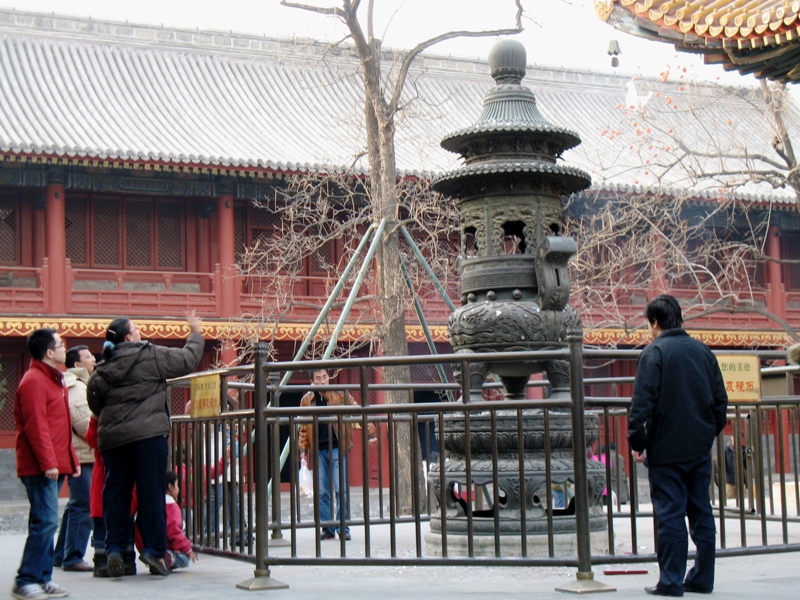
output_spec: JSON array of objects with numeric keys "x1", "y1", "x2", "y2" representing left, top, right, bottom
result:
[{"x1": 424, "y1": 529, "x2": 610, "y2": 558}]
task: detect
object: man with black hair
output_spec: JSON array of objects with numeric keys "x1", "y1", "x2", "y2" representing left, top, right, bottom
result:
[
  {"x1": 13, "y1": 329, "x2": 80, "y2": 600},
  {"x1": 54, "y1": 346, "x2": 97, "y2": 573},
  {"x1": 629, "y1": 295, "x2": 728, "y2": 597},
  {"x1": 297, "y1": 369, "x2": 376, "y2": 542}
]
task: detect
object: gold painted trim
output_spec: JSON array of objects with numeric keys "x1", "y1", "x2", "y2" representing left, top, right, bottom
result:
[
  {"x1": 0, "y1": 318, "x2": 792, "y2": 349},
  {"x1": 583, "y1": 327, "x2": 794, "y2": 348}
]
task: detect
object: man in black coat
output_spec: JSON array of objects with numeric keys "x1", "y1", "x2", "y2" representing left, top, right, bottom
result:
[{"x1": 629, "y1": 295, "x2": 728, "y2": 597}]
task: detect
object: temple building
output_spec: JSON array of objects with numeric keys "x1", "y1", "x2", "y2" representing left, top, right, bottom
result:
[{"x1": 0, "y1": 8, "x2": 798, "y2": 454}]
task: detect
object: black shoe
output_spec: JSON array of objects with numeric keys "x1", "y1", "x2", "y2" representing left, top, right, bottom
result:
[
  {"x1": 123, "y1": 549, "x2": 137, "y2": 576},
  {"x1": 320, "y1": 530, "x2": 335, "y2": 541},
  {"x1": 140, "y1": 553, "x2": 170, "y2": 577},
  {"x1": 339, "y1": 532, "x2": 351, "y2": 541},
  {"x1": 93, "y1": 551, "x2": 108, "y2": 578},
  {"x1": 63, "y1": 561, "x2": 94, "y2": 572},
  {"x1": 683, "y1": 583, "x2": 712, "y2": 594},
  {"x1": 645, "y1": 586, "x2": 683, "y2": 597},
  {"x1": 106, "y1": 552, "x2": 124, "y2": 578}
]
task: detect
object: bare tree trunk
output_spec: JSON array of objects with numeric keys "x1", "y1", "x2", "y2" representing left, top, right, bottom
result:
[
  {"x1": 281, "y1": 0, "x2": 525, "y2": 513},
  {"x1": 761, "y1": 80, "x2": 799, "y2": 207}
]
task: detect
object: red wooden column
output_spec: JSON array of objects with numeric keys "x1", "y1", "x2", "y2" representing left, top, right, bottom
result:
[
  {"x1": 217, "y1": 189, "x2": 238, "y2": 367},
  {"x1": 45, "y1": 173, "x2": 67, "y2": 314},
  {"x1": 217, "y1": 191, "x2": 236, "y2": 317},
  {"x1": 765, "y1": 226, "x2": 786, "y2": 322}
]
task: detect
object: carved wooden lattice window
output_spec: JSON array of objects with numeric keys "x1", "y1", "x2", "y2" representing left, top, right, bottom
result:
[
  {"x1": 65, "y1": 197, "x2": 86, "y2": 265},
  {"x1": 0, "y1": 355, "x2": 20, "y2": 431},
  {"x1": 157, "y1": 202, "x2": 183, "y2": 269},
  {"x1": 249, "y1": 204, "x2": 277, "y2": 230},
  {"x1": 126, "y1": 201, "x2": 151, "y2": 268},
  {"x1": 783, "y1": 232, "x2": 800, "y2": 291},
  {"x1": 311, "y1": 240, "x2": 333, "y2": 273},
  {"x1": 94, "y1": 198, "x2": 119, "y2": 266},
  {"x1": 249, "y1": 205, "x2": 279, "y2": 260},
  {"x1": 0, "y1": 195, "x2": 18, "y2": 264}
]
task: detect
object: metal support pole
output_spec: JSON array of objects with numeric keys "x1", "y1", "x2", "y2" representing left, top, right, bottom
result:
[
  {"x1": 268, "y1": 219, "x2": 388, "y2": 501},
  {"x1": 556, "y1": 329, "x2": 614, "y2": 594},
  {"x1": 269, "y1": 371, "x2": 288, "y2": 546},
  {"x1": 399, "y1": 225, "x2": 457, "y2": 312},
  {"x1": 278, "y1": 222, "x2": 378, "y2": 389},
  {"x1": 236, "y1": 342, "x2": 287, "y2": 591},
  {"x1": 399, "y1": 259, "x2": 454, "y2": 402},
  {"x1": 322, "y1": 217, "x2": 388, "y2": 359}
]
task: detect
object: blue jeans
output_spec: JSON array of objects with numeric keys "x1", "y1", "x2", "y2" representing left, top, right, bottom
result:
[
  {"x1": 103, "y1": 436, "x2": 168, "y2": 559},
  {"x1": 209, "y1": 482, "x2": 245, "y2": 537},
  {"x1": 317, "y1": 447, "x2": 349, "y2": 535},
  {"x1": 54, "y1": 462, "x2": 93, "y2": 567},
  {"x1": 168, "y1": 550, "x2": 191, "y2": 569},
  {"x1": 16, "y1": 475, "x2": 62, "y2": 587},
  {"x1": 649, "y1": 455, "x2": 717, "y2": 594}
]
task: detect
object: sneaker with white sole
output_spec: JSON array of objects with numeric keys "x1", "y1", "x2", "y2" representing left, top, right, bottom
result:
[
  {"x1": 11, "y1": 583, "x2": 47, "y2": 600},
  {"x1": 42, "y1": 582, "x2": 69, "y2": 598}
]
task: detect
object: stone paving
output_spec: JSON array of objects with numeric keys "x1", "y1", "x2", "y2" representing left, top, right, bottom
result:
[{"x1": 3, "y1": 499, "x2": 800, "y2": 599}]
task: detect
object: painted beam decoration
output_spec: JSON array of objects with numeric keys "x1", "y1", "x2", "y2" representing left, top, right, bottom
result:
[
  {"x1": 0, "y1": 317, "x2": 793, "y2": 348},
  {"x1": 715, "y1": 354, "x2": 762, "y2": 403}
]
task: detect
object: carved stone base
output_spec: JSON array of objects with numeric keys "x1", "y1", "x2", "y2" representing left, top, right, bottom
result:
[{"x1": 423, "y1": 528, "x2": 610, "y2": 558}]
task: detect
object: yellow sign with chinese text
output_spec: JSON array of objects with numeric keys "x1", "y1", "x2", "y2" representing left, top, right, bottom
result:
[
  {"x1": 716, "y1": 354, "x2": 761, "y2": 403},
  {"x1": 190, "y1": 375, "x2": 221, "y2": 417}
]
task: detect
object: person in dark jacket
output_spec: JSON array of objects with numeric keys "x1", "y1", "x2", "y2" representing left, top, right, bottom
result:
[
  {"x1": 628, "y1": 295, "x2": 728, "y2": 597},
  {"x1": 88, "y1": 312, "x2": 203, "y2": 578},
  {"x1": 723, "y1": 430, "x2": 749, "y2": 502}
]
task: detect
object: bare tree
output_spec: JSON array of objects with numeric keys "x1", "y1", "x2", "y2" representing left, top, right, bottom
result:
[
  {"x1": 566, "y1": 75, "x2": 800, "y2": 344},
  {"x1": 264, "y1": 0, "x2": 525, "y2": 512},
  {"x1": 272, "y1": 0, "x2": 525, "y2": 512}
]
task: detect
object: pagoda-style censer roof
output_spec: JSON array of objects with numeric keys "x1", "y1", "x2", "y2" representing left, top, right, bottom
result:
[{"x1": 434, "y1": 39, "x2": 591, "y2": 197}]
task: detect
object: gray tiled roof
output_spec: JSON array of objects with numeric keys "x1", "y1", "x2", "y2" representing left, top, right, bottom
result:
[{"x1": 0, "y1": 9, "x2": 796, "y2": 207}]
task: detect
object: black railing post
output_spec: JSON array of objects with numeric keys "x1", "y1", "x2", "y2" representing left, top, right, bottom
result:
[
  {"x1": 556, "y1": 329, "x2": 615, "y2": 594},
  {"x1": 269, "y1": 371, "x2": 287, "y2": 544},
  {"x1": 236, "y1": 342, "x2": 287, "y2": 590}
]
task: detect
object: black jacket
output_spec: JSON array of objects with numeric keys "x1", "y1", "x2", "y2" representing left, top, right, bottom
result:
[
  {"x1": 628, "y1": 329, "x2": 728, "y2": 465},
  {"x1": 88, "y1": 332, "x2": 204, "y2": 452}
]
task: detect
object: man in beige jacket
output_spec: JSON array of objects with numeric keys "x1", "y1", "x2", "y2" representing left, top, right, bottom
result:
[
  {"x1": 298, "y1": 369, "x2": 376, "y2": 542},
  {"x1": 53, "y1": 346, "x2": 96, "y2": 572}
]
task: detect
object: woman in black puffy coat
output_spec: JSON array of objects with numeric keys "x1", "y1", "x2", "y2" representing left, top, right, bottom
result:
[{"x1": 88, "y1": 311, "x2": 203, "y2": 577}]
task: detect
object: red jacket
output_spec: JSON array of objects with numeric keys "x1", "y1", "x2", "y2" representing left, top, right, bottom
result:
[
  {"x1": 85, "y1": 417, "x2": 104, "y2": 518},
  {"x1": 165, "y1": 495, "x2": 192, "y2": 555},
  {"x1": 134, "y1": 495, "x2": 192, "y2": 556},
  {"x1": 14, "y1": 359, "x2": 79, "y2": 477}
]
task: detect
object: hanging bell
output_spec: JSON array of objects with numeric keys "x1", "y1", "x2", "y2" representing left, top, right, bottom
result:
[{"x1": 608, "y1": 39, "x2": 621, "y2": 68}]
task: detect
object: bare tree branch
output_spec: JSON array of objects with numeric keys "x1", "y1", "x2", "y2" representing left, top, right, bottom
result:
[{"x1": 280, "y1": 1, "x2": 346, "y2": 18}]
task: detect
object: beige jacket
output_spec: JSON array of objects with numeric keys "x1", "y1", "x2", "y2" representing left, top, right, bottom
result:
[{"x1": 65, "y1": 367, "x2": 94, "y2": 464}]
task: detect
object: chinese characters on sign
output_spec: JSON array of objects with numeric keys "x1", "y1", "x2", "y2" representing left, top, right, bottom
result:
[
  {"x1": 716, "y1": 354, "x2": 761, "y2": 403},
  {"x1": 190, "y1": 374, "x2": 221, "y2": 417}
]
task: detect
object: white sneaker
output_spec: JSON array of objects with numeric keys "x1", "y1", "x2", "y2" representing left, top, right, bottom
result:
[
  {"x1": 11, "y1": 584, "x2": 46, "y2": 600},
  {"x1": 42, "y1": 582, "x2": 69, "y2": 598}
]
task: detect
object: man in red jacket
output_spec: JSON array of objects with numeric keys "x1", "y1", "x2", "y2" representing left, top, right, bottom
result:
[{"x1": 13, "y1": 328, "x2": 80, "y2": 600}]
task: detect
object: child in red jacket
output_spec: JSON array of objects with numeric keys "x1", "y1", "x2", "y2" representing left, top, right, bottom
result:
[
  {"x1": 164, "y1": 470, "x2": 198, "y2": 569},
  {"x1": 136, "y1": 471, "x2": 198, "y2": 571}
]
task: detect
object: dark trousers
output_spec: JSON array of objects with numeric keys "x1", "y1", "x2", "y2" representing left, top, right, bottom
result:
[
  {"x1": 54, "y1": 462, "x2": 93, "y2": 567},
  {"x1": 648, "y1": 455, "x2": 717, "y2": 594},
  {"x1": 103, "y1": 436, "x2": 168, "y2": 559}
]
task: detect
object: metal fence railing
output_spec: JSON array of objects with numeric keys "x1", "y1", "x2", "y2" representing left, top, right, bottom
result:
[{"x1": 167, "y1": 343, "x2": 800, "y2": 591}]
